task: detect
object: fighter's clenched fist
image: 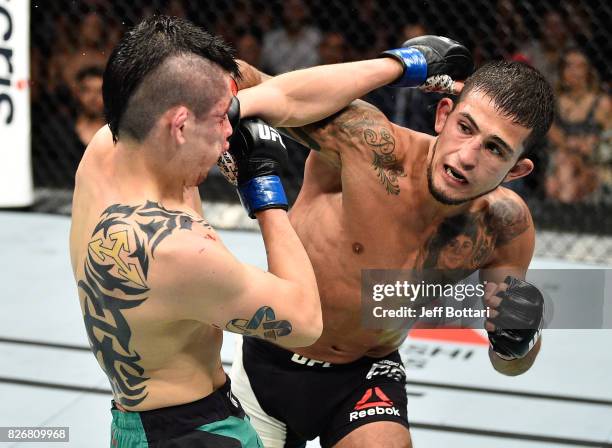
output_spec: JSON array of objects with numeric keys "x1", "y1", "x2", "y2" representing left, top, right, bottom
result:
[
  {"x1": 381, "y1": 35, "x2": 474, "y2": 93},
  {"x1": 484, "y1": 277, "x2": 544, "y2": 360}
]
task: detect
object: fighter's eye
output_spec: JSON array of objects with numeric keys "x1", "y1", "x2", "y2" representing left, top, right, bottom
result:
[
  {"x1": 459, "y1": 122, "x2": 471, "y2": 134},
  {"x1": 486, "y1": 143, "x2": 502, "y2": 156}
]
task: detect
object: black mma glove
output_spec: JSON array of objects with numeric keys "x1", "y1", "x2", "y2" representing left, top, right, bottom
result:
[
  {"x1": 227, "y1": 95, "x2": 241, "y2": 130},
  {"x1": 216, "y1": 96, "x2": 241, "y2": 185},
  {"x1": 380, "y1": 35, "x2": 474, "y2": 92},
  {"x1": 218, "y1": 117, "x2": 289, "y2": 218},
  {"x1": 487, "y1": 276, "x2": 544, "y2": 360}
]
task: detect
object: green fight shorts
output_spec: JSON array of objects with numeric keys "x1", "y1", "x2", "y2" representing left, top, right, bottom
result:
[{"x1": 110, "y1": 376, "x2": 262, "y2": 447}]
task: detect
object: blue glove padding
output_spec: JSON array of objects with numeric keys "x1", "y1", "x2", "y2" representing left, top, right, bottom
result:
[
  {"x1": 381, "y1": 35, "x2": 473, "y2": 89},
  {"x1": 237, "y1": 175, "x2": 288, "y2": 219},
  {"x1": 382, "y1": 47, "x2": 428, "y2": 87}
]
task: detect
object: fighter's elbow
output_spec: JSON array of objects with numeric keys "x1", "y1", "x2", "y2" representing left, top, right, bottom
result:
[
  {"x1": 300, "y1": 307, "x2": 324, "y2": 346},
  {"x1": 288, "y1": 315, "x2": 323, "y2": 348},
  {"x1": 284, "y1": 288, "x2": 323, "y2": 347}
]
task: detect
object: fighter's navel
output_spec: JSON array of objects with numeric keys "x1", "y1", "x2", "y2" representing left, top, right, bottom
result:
[{"x1": 352, "y1": 242, "x2": 364, "y2": 255}]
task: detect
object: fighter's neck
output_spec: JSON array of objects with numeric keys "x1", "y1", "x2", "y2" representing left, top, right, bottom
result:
[{"x1": 108, "y1": 142, "x2": 189, "y2": 207}]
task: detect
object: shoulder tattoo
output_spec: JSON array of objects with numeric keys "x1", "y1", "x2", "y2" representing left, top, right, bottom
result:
[
  {"x1": 78, "y1": 201, "x2": 210, "y2": 406},
  {"x1": 488, "y1": 198, "x2": 530, "y2": 246}
]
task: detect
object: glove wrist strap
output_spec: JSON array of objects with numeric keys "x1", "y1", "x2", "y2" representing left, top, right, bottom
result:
[
  {"x1": 381, "y1": 47, "x2": 427, "y2": 87},
  {"x1": 238, "y1": 175, "x2": 288, "y2": 219},
  {"x1": 492, "y1": 328, "x2": 542, "y2": 361},
  {"x1": 492, "y1": 349, "x2": 518, "y2": 361}
]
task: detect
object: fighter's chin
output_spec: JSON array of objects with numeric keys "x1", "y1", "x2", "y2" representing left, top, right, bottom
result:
[
  {"x1": 193, "y1": 169, "x2": 209, "y2": 186},
  {"x1": 428, "y1": 182, "x2": 473, "y2": 205}
]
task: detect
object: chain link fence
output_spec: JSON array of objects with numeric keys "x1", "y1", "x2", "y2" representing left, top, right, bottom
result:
[{"x1": 29, "y1": 0, "x2": 612, "y2": 262}]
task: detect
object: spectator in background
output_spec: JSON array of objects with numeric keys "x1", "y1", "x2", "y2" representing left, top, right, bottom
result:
[
  {"x1": 517, "y1": 10, "x2": 572, "y2": 86},
  {"x1": 564, "y1": 0, "x2": 595, "y2": 50},
  {"x1": 318, "y1": 31, "x2": 348, "y2": 65},
  {"x1": 260, "y1": 0, "x2": 321, "y2": 74},
  {"x1": 73, "y1": 66, "x2": 106, "y2": 147},
  {"x1": 218, "y1": 0, "x2": 273, "y2": 45},
  {"x1": 546, "y1": 48, "x2": 611, "y2": 203},
  {"x1": 494, "y1": 0, "x2": 529, "y2": 58},
  {"x1": 32, "y1": 66, "x2": 105, "y2": 188},
  {"x1": 349, "y1": 0, "x2": 390, "y2": 60},
  {"x1": 47, "y1": 10, "x2": 120, "y2": 112},
  {"x1": 236, "y1": 31, "x2": 263, "y2": 68}
]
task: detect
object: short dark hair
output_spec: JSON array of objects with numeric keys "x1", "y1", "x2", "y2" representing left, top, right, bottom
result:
[
  {"x1": 103, "y1": 15, "x2": 238, "y2": 143},
  {"x1": 457, "y1": 60, "x2": 555, "y2": 157}
]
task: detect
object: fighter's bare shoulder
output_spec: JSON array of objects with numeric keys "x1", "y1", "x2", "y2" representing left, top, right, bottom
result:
[
  {"x1": 284, "y1": 100, "x2": 399, "y2": 157},
  {"x1": 479, "y1": 187, "x2": 535, "y2": 271},
  {"x1": 485, "y1": 187, "x2": 534, "y2": 247},
  {"x1": 85, "y1": 201, "x2": 219, "y2": 287}
]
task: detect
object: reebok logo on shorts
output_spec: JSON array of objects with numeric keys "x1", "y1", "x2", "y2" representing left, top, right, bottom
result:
[{"x1": 349, "y1": 387, "x2": 400, "y2": 422}]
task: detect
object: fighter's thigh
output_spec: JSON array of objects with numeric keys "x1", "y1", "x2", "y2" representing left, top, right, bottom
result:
[
  {"x1": 333, "y1": 422, "x2": 412, "y2": 448},
  {"x1": 230, "y1": 337, "x2": 287, "y2": 448}
]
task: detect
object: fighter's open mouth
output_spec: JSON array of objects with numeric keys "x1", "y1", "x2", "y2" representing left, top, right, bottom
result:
[{"x1": 444, "y1": 165, "x2": 468, "y2": 184}]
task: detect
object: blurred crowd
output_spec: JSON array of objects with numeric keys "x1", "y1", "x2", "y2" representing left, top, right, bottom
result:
[{"x1": 30, "y1": 0, "x2": 611, "y2": 206}]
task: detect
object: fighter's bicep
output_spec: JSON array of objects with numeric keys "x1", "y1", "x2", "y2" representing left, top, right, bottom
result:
[
  {"x1": 237, "y1": 84, "x2": 288, "y2": 124},
  {"x1": 481, "y1": 199, "x2": 535, "y2": 281},
  {"x1": 158, "y1": 237, "x2": 300, "y2": 338},
  {"x1": 282, "y1": 100, "x2": 395, "y2": 159}
]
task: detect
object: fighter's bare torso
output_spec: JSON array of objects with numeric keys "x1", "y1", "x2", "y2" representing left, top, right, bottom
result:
[
  {"x1": 69, "y1": 128, "x2": 227, "y2": 411},
  {"x1": 286, "y1": 102, "x2": 532, "y2": 363}
]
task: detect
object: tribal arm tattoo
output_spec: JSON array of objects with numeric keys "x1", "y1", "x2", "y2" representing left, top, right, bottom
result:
[{"x1": 78, "y1": 201, "x2": 210, "y2": 407}]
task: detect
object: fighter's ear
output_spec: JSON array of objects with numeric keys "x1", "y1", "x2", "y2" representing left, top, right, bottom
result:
[
  {"x1": 434, "y1": 97, "x2": 454, "y2": 134},
  {"x1": 504, "y1": 157, "x2": 534, "y2": 182},
  {"x1": 169, "y1": 106, "x2": 189, "y2": 145}
]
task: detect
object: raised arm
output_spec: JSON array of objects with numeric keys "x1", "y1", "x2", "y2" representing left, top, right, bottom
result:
[
  {"x1": 238, "y1": 59, "x2": 402, "y2": 127},
  {"x1": 160, "y1": 216, "x2": 322, "y2": 348},
  {"x1": 237, "y1": 35, "x2": 473, "y2": 128}
]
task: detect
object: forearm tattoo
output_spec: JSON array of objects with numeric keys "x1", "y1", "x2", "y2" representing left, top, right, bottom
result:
[
  {"x1": 78, "y1": 201, "x2": 209, "y2": 406},
  {"x1": 226, "y1": 306, "x2": 292, "y2": 340}
]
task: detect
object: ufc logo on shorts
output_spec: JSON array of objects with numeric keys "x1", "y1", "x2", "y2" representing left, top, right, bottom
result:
[
  {"x1": 257, "y1": 123, "x2": 286, "y2": 149},
  {"x1": 366, "y1": 360, "x2": 406, "y2": 382},
  {"x1": 291, "y1": 353, "x2": 331, "y2": 367}
]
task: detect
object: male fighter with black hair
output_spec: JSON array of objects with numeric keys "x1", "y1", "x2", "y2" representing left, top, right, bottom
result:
[
  {"x1": 226, "y1": 36, "x2": 552, "y2": 447},
  {"x1": 70, "y1": 16, "x2": 325, "y2": 447},
  {"x1": 79, "y1": 19, "x2": 551, "y2": 446}
]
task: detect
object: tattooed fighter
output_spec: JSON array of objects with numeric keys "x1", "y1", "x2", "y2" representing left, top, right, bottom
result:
[
  {"x1": 69, "y1": 16, "x2": 328, "y2": 447},
  {"x1": 227, "y1": 37, "x2": 554, "y2": 447}
]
